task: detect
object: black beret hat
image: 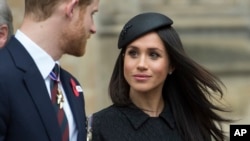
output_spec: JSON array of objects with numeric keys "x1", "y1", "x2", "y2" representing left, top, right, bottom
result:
[{"x1": 118, "y1": 12, "x2": 173, "y2": 49}]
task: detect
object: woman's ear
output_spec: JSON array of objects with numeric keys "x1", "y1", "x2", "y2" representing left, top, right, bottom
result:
[
  {"x1": 0, "y1": 25, "x2": 8, "y2": 48},
  {"x1": 168, "y1": 65, "x2": 175, "y2": 75},
  {"x1": 65, "y1": 0, "x2": 79, "y2": 18}
]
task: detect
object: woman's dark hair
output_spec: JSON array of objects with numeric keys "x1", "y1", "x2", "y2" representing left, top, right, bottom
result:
[{"x1": 109, "y1": 25, "x2": 230, "y2": 141}]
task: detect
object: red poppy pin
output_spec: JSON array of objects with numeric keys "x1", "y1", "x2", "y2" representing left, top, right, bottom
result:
[{"x1": 70, "y1": 78, "x2": 80, "y2": 97}]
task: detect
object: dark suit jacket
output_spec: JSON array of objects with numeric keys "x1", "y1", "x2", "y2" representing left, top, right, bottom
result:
[{"x1": 0, "y1": 37, "x2": 87, "y2": 141}]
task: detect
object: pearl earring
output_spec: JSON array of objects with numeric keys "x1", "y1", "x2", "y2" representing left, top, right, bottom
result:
[{"x1": 169, "y1": 72, "x2": 172, "y2": 75}]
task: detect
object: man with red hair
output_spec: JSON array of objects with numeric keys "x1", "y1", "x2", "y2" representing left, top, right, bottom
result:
[{"x1": 0, "y1": 0, "x2": 99, "y2": 141}]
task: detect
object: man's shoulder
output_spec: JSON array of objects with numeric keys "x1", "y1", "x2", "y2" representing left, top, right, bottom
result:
[
  {"x1": 4, "y1": 36, "x2": 20, "y2": 48},
  {"x1": 0, "y1": 46, "x2": 15, "y2": 74},
  {"x1": 0, "y1": 36, "x2": 26, "y2": 62}
]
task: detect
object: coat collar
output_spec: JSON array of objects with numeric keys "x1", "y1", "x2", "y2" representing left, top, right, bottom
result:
[
  {"x1": 117, "y1": 104, "x2": 176, "y2": 130},
  {"x1": 60, "y1": 70, "x2": 86, "y2": 140}
]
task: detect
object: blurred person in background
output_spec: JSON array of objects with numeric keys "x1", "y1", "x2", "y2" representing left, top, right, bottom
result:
[
  {"x1": 0, "y1": 0, "x2": 13, "y2": 48},
  {"x1": 89, "y1": 12, "x2": 230, "y2": 141},
  {"x1": 0, "y1": 0, "x2": 99, "y2": 141}
]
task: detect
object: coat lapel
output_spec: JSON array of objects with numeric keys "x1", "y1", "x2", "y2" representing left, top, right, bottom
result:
[
  {"x1": 8, "y1": 38, "x2": 61, "y2": 141},
  {"x1": 60, "y1": 69, "x2": 86, "y2": 141},
  {"x1": 23, "y1": 68, "x2": 61, "y2": 141}
]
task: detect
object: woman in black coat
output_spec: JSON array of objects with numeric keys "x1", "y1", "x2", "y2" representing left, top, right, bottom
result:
[{"x1": 89, "y1": 12, "x2": 230, "y2": 141}]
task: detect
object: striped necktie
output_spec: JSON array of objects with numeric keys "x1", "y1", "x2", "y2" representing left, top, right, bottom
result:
[{"x1": 50, "y1": 64, "x2": 69, "y2": 141}]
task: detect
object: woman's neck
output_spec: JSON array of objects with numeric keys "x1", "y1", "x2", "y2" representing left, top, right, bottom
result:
[
  {"x1": 130, "y1": 90, "x2": 164, "y2": 117},
  {"x1": 139, "y1": 106, "x2": 164, "y2": 117}
]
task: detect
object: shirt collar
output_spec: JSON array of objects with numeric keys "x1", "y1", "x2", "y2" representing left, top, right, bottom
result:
[
  {"x1": 15, "y1": 30, "x2": 57, "y2": 79},
  {"x1": 117, "y1": 104, "x2": 176, "y2": 130}
]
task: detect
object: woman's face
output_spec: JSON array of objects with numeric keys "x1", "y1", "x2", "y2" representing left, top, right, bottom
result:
[{"x1": 124, "y1": 32, "x2": 174, "y2": 93}]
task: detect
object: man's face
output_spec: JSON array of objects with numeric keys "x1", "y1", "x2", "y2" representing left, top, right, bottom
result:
[
  {"x1": 83, "y1": 0, "x2": 99, "y2": 37},
  {"x1": 60, "y1": 0, "x2": 99, "y2": 57},
  {"x1": 0, "y1": 24, "x2": 8, "y2": 48}
]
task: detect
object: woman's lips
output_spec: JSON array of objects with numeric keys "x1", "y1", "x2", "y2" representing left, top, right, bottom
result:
[{"x1": 133, "y1": 74, "x2": 151, "y2": 81}]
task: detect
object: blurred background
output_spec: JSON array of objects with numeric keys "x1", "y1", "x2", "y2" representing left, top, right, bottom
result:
[{"x1": 7, "y1": 0, "x2": 250, "y2": 138}]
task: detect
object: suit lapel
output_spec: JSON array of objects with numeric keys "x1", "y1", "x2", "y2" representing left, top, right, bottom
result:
[
  {"x1": 8, "y1": 38, "x2": 61, "y2": 141},
  {"x1": 60, "y1": 69, "x2": 86, "y2": 141},
  {"x1": 24, "y1": 68, "x2": 61, "y2": 141}
]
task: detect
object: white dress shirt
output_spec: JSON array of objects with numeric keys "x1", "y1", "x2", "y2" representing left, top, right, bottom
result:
[{"x1": 15, "y1": 30, "x2": 78, "y2": 141}]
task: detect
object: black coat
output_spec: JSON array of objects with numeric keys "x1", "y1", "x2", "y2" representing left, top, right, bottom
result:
[{"x1": 91, "y1": 104, "x2": 183, "y2": 141}]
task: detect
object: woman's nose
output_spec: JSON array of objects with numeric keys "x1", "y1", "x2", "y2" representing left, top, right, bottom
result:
[{"x1": 137, "y1": 56, "x2": 147, "y2": 71}]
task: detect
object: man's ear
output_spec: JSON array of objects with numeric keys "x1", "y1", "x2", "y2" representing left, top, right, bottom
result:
[
  {"x1": 0, "y1": 25, "x2": 8, "y2": 48},
  {"x1": 65, "y1": 0, "x2": 79, "y2": 18}
]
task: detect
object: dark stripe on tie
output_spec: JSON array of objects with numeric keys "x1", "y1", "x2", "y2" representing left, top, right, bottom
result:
[{"x1": 50, "y1": 64, "x2": 69, "y2": 141}]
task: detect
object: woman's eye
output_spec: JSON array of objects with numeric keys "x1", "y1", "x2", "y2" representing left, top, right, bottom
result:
[
  {"x1": 150, "y1": 52, "x2": 160, "y2": 59},
  {"x1": 128, "y1": 50, "x2": 138, "y2": 57}
]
